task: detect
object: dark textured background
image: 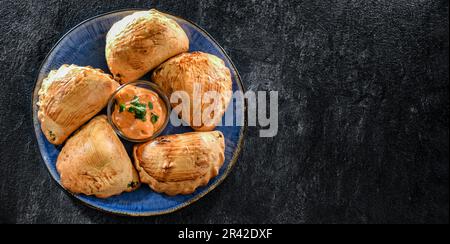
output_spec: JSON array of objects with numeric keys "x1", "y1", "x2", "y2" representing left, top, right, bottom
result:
[{"x1": 0, "y1": 0, "x2": 448, "y2": 224}]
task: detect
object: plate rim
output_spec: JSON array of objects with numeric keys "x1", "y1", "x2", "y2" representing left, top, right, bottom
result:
[{"x1": 31, "y1": 8, "x2": 247, "y2": 217}]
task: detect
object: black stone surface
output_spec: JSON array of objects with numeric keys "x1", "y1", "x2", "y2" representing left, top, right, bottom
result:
[{"x1": 0, "y1": 0, "x2": 448, "y2": 224}]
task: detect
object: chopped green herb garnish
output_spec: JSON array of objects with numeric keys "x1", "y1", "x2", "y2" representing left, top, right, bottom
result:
[
  {"x1": 119, "y1": 103, "x2": 126, "y2": 112},
  {"x1": 151, "y1": 113, "x2": 159, "y2": 124},
  {"x1": 130, "y1": 96, "x2": 145, "y2": 106},
  {"x1": 127, "y1": 181, "x2": 138, "y2": 188},
  {"x1": 148, "y1": 101, "x2": 154, "y2": 110},
  {"x1": 126, "y1": 96, "x2": 148, "y2": 121},
  {"x1": 135, "y1": 111, "x2": 147, "y2": 121},
  {"x1": 133, "y1": 105, "x2": 146, "y2": 113},
  {"x1": 133, "y1": 106, "x2": 147, "y2": 121},
  {"x1": 132, "y1": 101, "x2": 146, "y2": 108},
  {"x1": 130, "y1": 96, "x2": 139, "y2": 104},
  {"x1": 48, "y1": 130, "x2": 56, "y2": 141}
]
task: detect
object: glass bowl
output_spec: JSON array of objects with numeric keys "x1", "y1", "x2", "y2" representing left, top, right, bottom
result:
[{"x1": 107, "y1": 80, "x2": 171, "y2": 143}]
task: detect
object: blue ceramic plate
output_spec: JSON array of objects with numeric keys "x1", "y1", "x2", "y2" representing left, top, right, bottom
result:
[{"x1": 32, "y1": 9, "x2": 245, "y2": 216}]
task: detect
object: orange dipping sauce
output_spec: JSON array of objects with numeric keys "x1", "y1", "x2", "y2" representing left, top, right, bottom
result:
[{"x1": 112, "y1": 85, "x2": 167, "y2": 140}]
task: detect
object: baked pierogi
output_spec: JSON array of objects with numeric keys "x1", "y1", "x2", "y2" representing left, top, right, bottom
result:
[
  {"x1": 37, "y1": 64, "x2": 119, "y2": 145},
  {"x1": 133, "y1": 131, "x2": 225, "y2": 196},
  {"x1": 57, "y1": 115, "x2": 140, "y2": 198},
  {"x1": 106, "y1": 9, "x2": 189, "y2": 83},
  {"x1": 152, "y1": 52, "x2": 232, "y2": 131}
]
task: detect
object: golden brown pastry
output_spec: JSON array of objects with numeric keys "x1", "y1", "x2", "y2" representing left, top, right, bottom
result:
[
  {"x1": 37, "y1": 64, "x2": 119, "y2": 145},
  {"x1": 106, "y1": 9, "x2": 189, "y2": 83},
  {"x1": 57, "y1": 115, "x2": 140, "y2": 198},
  {"x1": 152, "y1": 52, "x2": 232, "y2": 131},
  {"x1": 133, "y1": 131, "x2": 225, "y2": 196}
]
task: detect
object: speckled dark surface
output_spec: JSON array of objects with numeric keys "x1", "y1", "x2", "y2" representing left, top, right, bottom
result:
[{"x1": 0, "y1": 0, "x2": 448, "y2": 224}]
